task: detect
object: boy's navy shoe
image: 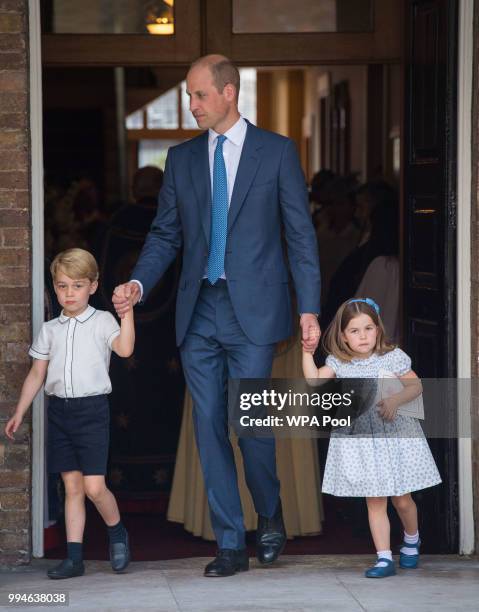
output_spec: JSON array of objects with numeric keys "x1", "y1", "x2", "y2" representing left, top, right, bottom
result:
[
  {"x1": 47, "y1": 559, "x2": 85, "y2": 579},
  {"x1": 365, "y1": 558, "x2": 396, "y2": 578},
  {"x1": 204, "y1": 549, "x2": 249, "y2": 577},
  {"x1": 110, "y1": 533, "x2": 130, "y2": 572}
]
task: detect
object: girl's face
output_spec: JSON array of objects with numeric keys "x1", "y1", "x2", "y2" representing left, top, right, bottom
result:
[{"x1": 341, "y1": 313, "x2": 378, "y2": 357}]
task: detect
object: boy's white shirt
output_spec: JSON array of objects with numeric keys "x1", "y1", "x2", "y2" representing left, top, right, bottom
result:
[
  {"x1": 29, "y1": 305, "x2": 120, "y2": 398},
  {"x1": 377, "y1": 368, "x2": 425, "y2": 420}
]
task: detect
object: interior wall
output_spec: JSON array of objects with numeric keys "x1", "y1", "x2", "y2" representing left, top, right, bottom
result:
[
  {"x1": 303, "y1": 63, "x2": 401, "y2": 183},
  {"x1": 304, "y1": 65, "x2": 368, "y2": 180}
]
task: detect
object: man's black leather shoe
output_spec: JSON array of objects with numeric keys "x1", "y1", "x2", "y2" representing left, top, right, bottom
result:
[
  {"x1": 204, "y1": 548, "x2": 249, "y2": 577},
  {"x1": 110, "y1": 533, "x2": 130, "y2": 572},
  {"x1": 256, "y1": 499, "x2": 286, "y2": 564},
  {"x1": 47, "y1": 558, "x2": 85, "y2": 580}
]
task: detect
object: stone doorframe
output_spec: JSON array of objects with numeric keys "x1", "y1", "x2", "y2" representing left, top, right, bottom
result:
[{"x1": 28, "y1": 0, "x2": 476, "y2": 557}]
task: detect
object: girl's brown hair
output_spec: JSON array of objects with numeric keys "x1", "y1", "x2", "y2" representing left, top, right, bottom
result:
[{"x1": 322, "y1": 299, "x2": 395, "y2": 362}]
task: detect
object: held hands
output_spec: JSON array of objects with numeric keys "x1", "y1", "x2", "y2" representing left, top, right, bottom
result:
[
  {"x1": 300, "y1": 313, "x2": 321, "y2": 354},
  {"x1": 112, "y1": 282, "x2": 141, "y2": 318},
  {"x1": 5, "y1": 413, "x2": 23, "y2": 440},
  {"x1": 376, "y1": 397, "x2": 399, "y2": 422}
]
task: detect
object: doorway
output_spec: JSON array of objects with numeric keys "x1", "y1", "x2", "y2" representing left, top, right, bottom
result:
[{"x1": 30, "y1": 0, "x2": 473, "y2": 558}]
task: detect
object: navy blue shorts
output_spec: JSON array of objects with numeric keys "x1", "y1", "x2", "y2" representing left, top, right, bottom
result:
[{"x1": 47, "y1": 395, "x2": 110, "y2": 476}]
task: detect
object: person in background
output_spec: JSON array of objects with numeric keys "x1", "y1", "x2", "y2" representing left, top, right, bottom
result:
[{"x1": 316, "y1": 175, "x2": 361, "y2": 307}]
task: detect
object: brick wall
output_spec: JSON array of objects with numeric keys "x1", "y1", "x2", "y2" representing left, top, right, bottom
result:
[
  {"x1": 0, "y1": 0, "x2": 31, "y2": 566},
  {"x1": 472, "y1": 1, "x2": 479, "y2": 555}
]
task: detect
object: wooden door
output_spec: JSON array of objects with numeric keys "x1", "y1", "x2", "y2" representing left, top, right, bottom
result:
[{"x1": 403, "y1": 0, "x2": 458, "y2": 552}]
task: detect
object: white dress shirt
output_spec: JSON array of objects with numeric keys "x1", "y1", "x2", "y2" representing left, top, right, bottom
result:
[
  {"x1": 208, "y1": 115, "x2": 247, "y2": 206},
  {"x1": 29, "y1": 305, "x2": 120, "y2": 398},
  {"x1": 132, "y1": 115, "x2": 248, "y2": 296}
]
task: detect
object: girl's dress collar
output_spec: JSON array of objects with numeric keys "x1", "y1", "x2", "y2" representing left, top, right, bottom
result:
[{"x1": 350, "y1": 352, "x2": 378, "y2": 366}]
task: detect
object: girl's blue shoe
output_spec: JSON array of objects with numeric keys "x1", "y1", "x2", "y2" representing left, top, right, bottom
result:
[
  {"x1": 365, "y1": 558, "x2": 396, "y2": 578},
  {"x1": 399, "y1": 539, "x2": 421, "y2": 569}
]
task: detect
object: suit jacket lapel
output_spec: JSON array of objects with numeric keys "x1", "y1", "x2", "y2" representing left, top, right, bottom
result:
[
  {"x1": 190, "y1": 132, "x2": 211, "y2": 245},
  {"x1": 227, "y1": 123, "x2": 262, "y2": 233}
]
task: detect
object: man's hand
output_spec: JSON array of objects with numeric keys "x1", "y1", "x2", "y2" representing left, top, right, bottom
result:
[
  {"x1": 112, "y1": 282, "x2": 141, "y2": 319},
  {"x1": 300, "y1": 313, "x2": 321, "y2": 353}
]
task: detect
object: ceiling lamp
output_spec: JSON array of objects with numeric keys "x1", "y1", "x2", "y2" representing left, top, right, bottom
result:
[{"x1": 146, "y1": 0, "x2": 174, "y2": 35}]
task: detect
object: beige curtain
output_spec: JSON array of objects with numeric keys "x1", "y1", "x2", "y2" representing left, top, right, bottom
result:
[{"x1": 167, "y1": 334, "x2": 324, "y2": 539}]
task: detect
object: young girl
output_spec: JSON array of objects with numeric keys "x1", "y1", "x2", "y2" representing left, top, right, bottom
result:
[{"x1": 303, "y1": 298, "x2": 441, "y2": 578}]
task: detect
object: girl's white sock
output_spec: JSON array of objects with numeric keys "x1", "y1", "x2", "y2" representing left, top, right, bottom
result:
[
  {"x1": 375, "y1": 550, "x2": 393, "y2": 567},
  {"x1": 401, "y1": 530, "x2": 420, "y2": 555}
]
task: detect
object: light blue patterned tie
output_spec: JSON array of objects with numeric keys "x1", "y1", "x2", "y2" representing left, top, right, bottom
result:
[{"x1": 207, "y1": 134, "x2": 228, "y2": 284}]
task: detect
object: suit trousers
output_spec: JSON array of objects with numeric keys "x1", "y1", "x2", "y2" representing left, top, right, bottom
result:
[{"x1": 180, "y1": 280, "x2": 280, "y2": 549}]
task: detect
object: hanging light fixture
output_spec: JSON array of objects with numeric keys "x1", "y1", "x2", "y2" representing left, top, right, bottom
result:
[{"x1": 145, "y1": 0, "x2": 174, "y2": 35}]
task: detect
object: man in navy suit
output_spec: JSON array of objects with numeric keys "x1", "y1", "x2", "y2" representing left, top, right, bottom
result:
[{"x1": 113, "y1": 55, "x2": 321, "y2": 576}]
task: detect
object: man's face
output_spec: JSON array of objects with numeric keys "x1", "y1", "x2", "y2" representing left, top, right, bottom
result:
[{"x1": 186, "y1": 65, "x2": 230, "y2": 131}]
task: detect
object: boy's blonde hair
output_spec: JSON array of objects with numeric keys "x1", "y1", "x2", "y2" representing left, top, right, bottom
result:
[
  {"x1": 322, "y1": 299, "x2": 395, "y2": 362},
  {"x1": 50, "y1": 248, "x2": 99, "y2": 282}
]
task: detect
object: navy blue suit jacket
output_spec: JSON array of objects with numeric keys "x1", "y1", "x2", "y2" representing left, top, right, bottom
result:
[{"x1": 131, "y1": 121, "x2": 321, "y2": 346}]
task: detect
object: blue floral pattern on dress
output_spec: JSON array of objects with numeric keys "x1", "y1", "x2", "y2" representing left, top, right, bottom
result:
[{"x1": 321, "y1": 348, "x2": 442, "y2": 497}]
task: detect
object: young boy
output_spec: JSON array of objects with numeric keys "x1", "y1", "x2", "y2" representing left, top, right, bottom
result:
[{"x1": 5, "y1": 248, "x2": 135, "y2": 579}]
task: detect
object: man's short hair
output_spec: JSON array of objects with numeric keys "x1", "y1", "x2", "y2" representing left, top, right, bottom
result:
[
  {"x1": 50, "y1": 248, "x2": 99, "y2": 282},
  {"x1": 191, "y1": 55, "x2": 240, "y2": 99}
]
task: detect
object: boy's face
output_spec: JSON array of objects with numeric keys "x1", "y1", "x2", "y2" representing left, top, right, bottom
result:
[{"x1": 53, "y1": 270, "x2": 98, "y2": 317}]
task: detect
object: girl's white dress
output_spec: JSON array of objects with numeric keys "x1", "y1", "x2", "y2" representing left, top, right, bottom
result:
[{"x1": 321, "y1": 348, "x2": 442, "y2": 497}]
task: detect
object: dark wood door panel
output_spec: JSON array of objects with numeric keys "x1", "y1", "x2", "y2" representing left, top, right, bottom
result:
[{"x1": 403, "y1": 0, "x2": 458, "y2": 552}]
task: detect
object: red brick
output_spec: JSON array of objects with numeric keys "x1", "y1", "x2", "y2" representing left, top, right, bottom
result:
[
  {"x1": 0, "y1": 52, "x2": 24, "y2": 70},
  {"x1": 0, "y1": 286, "x2": 29, "y2": 304},
  {"x1": 0, "y1": 207, "x2": 28, "y2": 225},
  {"x1": 0, "y1": 249, "x2": 28, "y2": 265},
  {"x1": 0, "y1": 366, "x2": 30, "y2": 402},
  {"x1": 0, "y1": 321, "x2": 29, "y2": 342},
  {"x1": 0, "y1": 171, "x2": 28, "y2": 190},
  {"x1": 0, "y1": 151, "x2": 27, "y2": 172},
  {"x1": 0, "y1": 531, "x2": 29, "y2": 551},
  {"x1": 0, "y1": 113, "x2": 26, "y2": 130},
  {"x1": 0, "y1": 266, "x2": 28, "y2": 285},
  {"x1": 0, "y1": 304, "x2": 30, "y2": 323},
  {"x1": 0, "y1": 0, "x2": 26, "y2": 10},
  {"x1": 4, "y1": 341, "x2": 29, "y2": 362},
  {"x1": 0, "y1": 469, "x2": 29, "y2": 488},
  {"x1": 0, "y1": 510, "x2": 29, "y2": 530},
  {"x1": 0, "y1": 71, "x2": 25, "y2": 92},
  {"x1": 0, "y1": 401, "x2": 16, "y2": 419},
  {"x1": 0, "y1": 492, "x2": 29, "y2": 511},
  {"x1": 0, "y1": 14, "x2": 23, "y2": 33},
  {"x1": 0, "y1": 92, "x2": 27, "y2": 113},
  {"x1": 3, "y1": 444, "x2": 29, "y2": 470},
  {"x1": 0, "y1": 130, "x2": 27, "y2": 148},
  {"x1": 0, "y1": 190, "x2": 29, "y2": 208},
  {"x1": 0, "y1": 550, "x2": 30, "y2": 566},
  {"x1": 0, "y1": 33, "x2": 24, "y2": 52},
  {"x1": 0, "y1": 227, "x2": 28, "y2": 247}
]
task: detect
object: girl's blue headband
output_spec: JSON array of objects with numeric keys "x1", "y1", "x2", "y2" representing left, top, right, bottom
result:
[{"x1": 348, "y1": 298, "x2": 380, "y2": 314}]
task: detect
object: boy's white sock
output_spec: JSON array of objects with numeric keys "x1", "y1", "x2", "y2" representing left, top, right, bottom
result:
[
  {"x1": 401, "y1": 530, "x2": 420, "y2": 555},
  {"x1": 375, "y1": 550, "x2": 393, "y2": 567}
]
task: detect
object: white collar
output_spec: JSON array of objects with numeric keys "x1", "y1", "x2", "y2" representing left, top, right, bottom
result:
[
  {"x1": 208, "y1": 115, "x2": 247, "y2": 147},
  {"x1": 58, "y1": 304, "x2": 96, "y2": 324}
]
